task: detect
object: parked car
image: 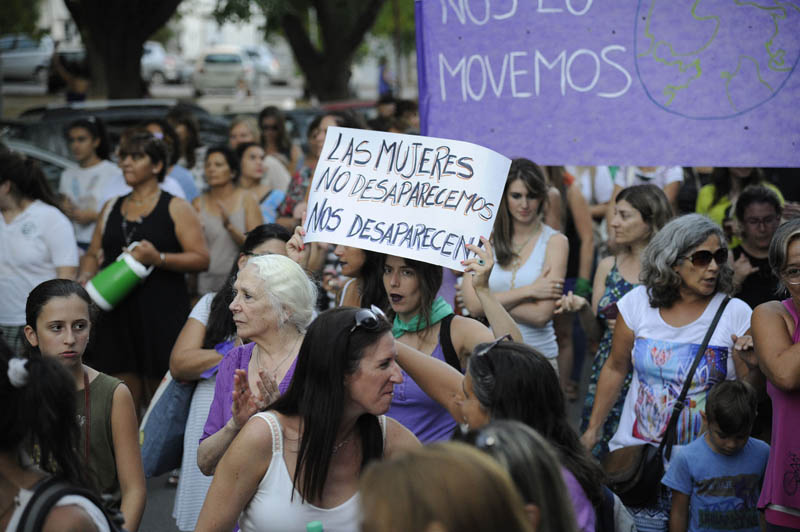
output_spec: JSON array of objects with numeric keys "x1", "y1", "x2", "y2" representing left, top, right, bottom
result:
[
  {"x1": 192, "y1": 45, "x2": 254, "y2": 96},
  {"x1": 243, "y1": 44, "x2": 286, "y2": 86},
  {"x1": 0, "y1": 137, "x2": 78, "y2": 190},
  {"x1": 8, "y1": 99, "x2": 229, "y2": 159},
  {"x1": 141, "y1": 41, "x2": 190, "y2": 85},
  {"x1": 0, "y1": 34, "x2": 52, "y2": 83}
]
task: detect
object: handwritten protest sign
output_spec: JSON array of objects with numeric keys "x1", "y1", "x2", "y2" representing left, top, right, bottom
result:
[
  {"x1": 416, "y1": 0, "x2": 800, "y2": 167},
  {"x1": 303, "y1": 127, "x2": 511, "y2": 271}
]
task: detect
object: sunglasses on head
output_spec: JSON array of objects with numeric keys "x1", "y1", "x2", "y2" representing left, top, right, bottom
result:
[
  {"x1": 350, "y1": 305, "x2": 388, "y2": 333},
  {"x1": 681, "y1": 248, "x2": 728, "y2": 267},
  {"x1": 474, "y1": 334, "x2": 512, "y2": 358}
]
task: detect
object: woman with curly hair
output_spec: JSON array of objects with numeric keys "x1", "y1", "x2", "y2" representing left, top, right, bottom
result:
[{"x1": 581, "y1": 213, "x2": 756, "y2": 531}]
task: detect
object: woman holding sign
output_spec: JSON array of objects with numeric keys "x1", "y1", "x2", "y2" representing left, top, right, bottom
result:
[
  {"x1": 459, "y1": 158, "x2": 568, "y2": 372},
  {"x1": 382, "y1": 238, "x2": 522, "y2": 443}
]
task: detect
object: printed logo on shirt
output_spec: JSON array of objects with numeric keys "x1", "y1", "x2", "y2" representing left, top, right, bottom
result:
[{"x1": 21, "y1": 221, "x2": 37, "y2": 236}]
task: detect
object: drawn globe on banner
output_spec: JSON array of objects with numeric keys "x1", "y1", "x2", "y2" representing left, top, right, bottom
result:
[{"x1": 634, "y1": 0, "x2": 800, "y2": 119}]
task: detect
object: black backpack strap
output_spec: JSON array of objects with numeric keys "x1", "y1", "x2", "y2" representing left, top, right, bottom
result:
[
  {"x1": 17, "y1": 475, "x2": 121, "y2": 532},
  {"x1": 438, "y1": 313, "x2": 461, "y2": 371}
]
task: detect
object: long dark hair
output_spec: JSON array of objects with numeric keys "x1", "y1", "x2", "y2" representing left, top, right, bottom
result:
[
  {"x1": 270, "y1": 307, "x2": 391, "y2": 503},
  {"x1": 467, "y1": 341, "x2": 605, "y2": 509},
  {"x1": 0, "y1": 150, "x2": 60, "y2": 208},
  {"x1": 166, "y1": 107, "x2": 201, "y2": 168},
  {"x1": 494, "y1": 158, "x2": 549, "y2": 267},
  {"x1": 711, "y1": 167, "x2": 766, "y2": 205},
  {"x1": 142, "y1": 118, "x2": 181, "y2": 166},
  {"x1": 360, "y1": 250, "x2": 389, "y2": 312},
  {"x1": 65, "y1": 116, "x2": 111, "y2": 161},
  {"x1": 258, "y1": 105, "x2": 291, "y2": 156},
  {"x1": 0, "y1": 337, "x2": 95, "y2": 490},
  {"x1": 202, "y1": 224, "x2": 292, "y2": 348}
]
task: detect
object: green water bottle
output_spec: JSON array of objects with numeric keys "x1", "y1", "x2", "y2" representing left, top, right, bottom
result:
[{"x1": 306, "y1": 521, "x2": 324, "y2": 532}]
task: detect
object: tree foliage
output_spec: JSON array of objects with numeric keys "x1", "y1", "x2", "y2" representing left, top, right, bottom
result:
[
  {"x1": 370, "y1": 0, "x2": 416, "y2": 56},
  {"x1": 0, "y1": 0, "x2": 44, "y2": 37}
]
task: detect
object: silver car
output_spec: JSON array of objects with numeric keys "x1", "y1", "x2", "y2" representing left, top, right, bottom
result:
[
  {"x1": 192, "y1": 45, "x2": 254, "y2": 96},
  {"x1": 0, "y1": 34, "x2": 53, "y2": 83}
]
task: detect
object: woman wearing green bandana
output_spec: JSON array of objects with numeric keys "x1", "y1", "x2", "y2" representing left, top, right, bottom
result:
[{"x1": 383, "y1": 237, "x2": 521, "y2": 442}]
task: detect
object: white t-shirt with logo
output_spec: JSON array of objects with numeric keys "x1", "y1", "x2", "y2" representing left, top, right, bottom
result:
[
  {"x1": 59, "y1": 159, "x2": 120, "y2": 244},
  {"x1": 609, "y1": 286, "x2": 751, "y2": 451},
  {"x1": 0, "y1": 200, "x2": 79, "y2": 325}
]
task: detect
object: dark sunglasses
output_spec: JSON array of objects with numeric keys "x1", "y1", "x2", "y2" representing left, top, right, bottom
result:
[
  {"x1": 682, "y1": 248, "x2": 728, "y2": 267},
  {"x1": 350, "y1": 305, "x2": 388, "y2": 333},
  {"x1": 474, "y1": 334, "x2": 512, "y2": 358}
]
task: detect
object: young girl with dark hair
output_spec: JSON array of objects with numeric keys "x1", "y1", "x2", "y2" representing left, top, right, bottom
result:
[
  {"x1": 21, "y1": 279, "x2": 145, "y2": 530},
  {"x1": 59, "y1": 116, "x2": 119, "y2": 250},
  {"x1": 1, "y1": 151, "x2": 79, "y2": 354},
  {"x1": 195, "y1": 306, "x2": 420, "y2": 532},
  {"x1": 333, "y1": 245, "x2": 388, "y2": 310},
  {"x1": 0, "y1": 338, "x2": 111, "y2": 531}
]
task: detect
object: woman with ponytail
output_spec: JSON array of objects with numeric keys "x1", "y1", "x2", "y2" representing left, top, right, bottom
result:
[
  {"x1": 0, "y1": 336, "x2": 110, "y2": 531},
  {"x1": 22, "y1": 279, "x2": 146, "y2": 530},
  {"x1": 0, "y1": 150, "x2": 79, "y2": 354}
]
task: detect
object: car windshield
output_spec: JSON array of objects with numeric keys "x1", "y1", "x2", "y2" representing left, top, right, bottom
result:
[{"x1": 205, "y1": 54, "x2": 241, "y2": 64}]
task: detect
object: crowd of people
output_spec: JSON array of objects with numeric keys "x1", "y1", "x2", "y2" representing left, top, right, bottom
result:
[{"x1": 1, "y1": 97, "x2": 800, "y2": 532}]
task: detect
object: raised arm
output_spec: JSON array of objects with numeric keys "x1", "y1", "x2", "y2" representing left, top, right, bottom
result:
[
  {"x1": 395, "y1": 342, "x2": 465, "y2": 423},
  {"x1": 752, "y1": 301, "x2": 800, "y2": 392},
  {"x1": 580, "y1": 313, "x2": 635, "y2": 450},
  {"x1": 195, "y1": 416, "x2": 272, "y2": 531}
]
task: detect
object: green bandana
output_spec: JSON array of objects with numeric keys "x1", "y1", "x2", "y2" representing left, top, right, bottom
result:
[{"x1": 392, "y1": 296, "x2": 454, "y2": 338}]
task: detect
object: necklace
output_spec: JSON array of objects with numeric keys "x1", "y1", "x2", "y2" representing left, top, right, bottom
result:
[
  {"x1": 332, "y1": 436, "x2": 352, "y2": 455},
  {"x1": 120, "y1": 190, "x2": 160, "y2": 246},
  {"x1": 255, "y1": 334, "x2": 301, "y2": 380},
  {"x1": 510, "y1": 223, "x2": 541, "y2": 289}
]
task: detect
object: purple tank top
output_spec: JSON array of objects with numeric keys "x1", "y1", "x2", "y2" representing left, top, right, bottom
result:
[
  {"x1": 387, "y1": 342, "x2": 458, "y2": 443},
  {"x1": 758, "y1": 299, "x2": 800, "y2": 527}
]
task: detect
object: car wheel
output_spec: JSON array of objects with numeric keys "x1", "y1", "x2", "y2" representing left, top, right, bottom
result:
[
  {"x1": 150, "y1": 71, "x2": 166, "y2": 86},
  {"x1": 34, "y1": 67, "x2": 49, "y2": 86}
]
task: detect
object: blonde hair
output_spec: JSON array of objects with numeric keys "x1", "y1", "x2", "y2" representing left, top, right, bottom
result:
[
  {"x1": 246, "y1": 254, "x2": 316, "y2": 332},
  {"x1": 229, "y1": 115, "x2": 261, "y2": 145},
  {"x1": 360, "y1": 442, "x2": 533, "y2": 532}
]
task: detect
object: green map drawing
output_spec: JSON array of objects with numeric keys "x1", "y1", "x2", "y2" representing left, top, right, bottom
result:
[{"x1": 635, "y1": 0, "x2": 800, "y2": 118}]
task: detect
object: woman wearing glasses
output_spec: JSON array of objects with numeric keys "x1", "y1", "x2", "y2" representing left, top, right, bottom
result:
[
  {"x1": 751, "y1": 218, "x2": 800, "y2": 530},
  {"x1": 581, "y1": 214, "x2": 755, "y2": 530},
  {"x1": 382, "y1": 238, "x2": 522, "y2": 443},
  {"x1": 195, "y1": 306, "x2": 419, "y2": 532}
]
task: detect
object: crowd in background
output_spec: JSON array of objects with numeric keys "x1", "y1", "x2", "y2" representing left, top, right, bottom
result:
[{"x1": 1, "y1": 96, "x2": 800, "y2": 532}]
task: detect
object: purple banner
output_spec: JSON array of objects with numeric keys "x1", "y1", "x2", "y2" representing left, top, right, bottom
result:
[{"x1": 416, "y1": 0, "x2": 800, "y2": 167}]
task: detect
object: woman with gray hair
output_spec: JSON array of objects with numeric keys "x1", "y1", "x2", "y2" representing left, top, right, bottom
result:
[
  {"x1": 751, "y1": 218, "x2": 800, "y2": 530},
  {"x1": 197, "y1": 253, "x2": 316, "y2": 475},
  {"x1": 581, "y1": 213, "x2": 755, "y2": 530}
]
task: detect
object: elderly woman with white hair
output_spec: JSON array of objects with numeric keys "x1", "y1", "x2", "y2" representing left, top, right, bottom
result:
[
  {"x1": 197, "y1": 253, "x2": 317, "y2": 475},
  {"x1": 581, "y1": 213, "x2": 755, "y2": 531}
]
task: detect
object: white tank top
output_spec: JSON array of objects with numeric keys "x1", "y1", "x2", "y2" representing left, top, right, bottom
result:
[
  {"x1": 238, "y1": 412, "x2": 386, "y2": 532},
  {"x1": 488, "y1": 224, "x2": 559, "y2": 358}
]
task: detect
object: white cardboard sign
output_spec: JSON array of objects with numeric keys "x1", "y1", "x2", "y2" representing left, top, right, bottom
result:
[{"x1": 303, "y1": 127, "x2": 511, "y2": 271}]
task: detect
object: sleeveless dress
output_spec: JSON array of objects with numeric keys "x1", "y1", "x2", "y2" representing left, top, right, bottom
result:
[
  {"x1": 489, "y1": 225, "x2": 559, "y2": 359},
  {"x1": 580, "y1": 262, "x2": 636, "y2": 458},
  {"x1": 757, "y1": 298, "x2": 800, "y2": 528},
  {"x1": 89, "y1": 192, "x2": 190, "y2": 379},
  {"x1": 197, "y1": 194, "x2": 246, "y2": 294},
  {"x1": 238, "y1": 412, "x2": 386, "y2": 532}
]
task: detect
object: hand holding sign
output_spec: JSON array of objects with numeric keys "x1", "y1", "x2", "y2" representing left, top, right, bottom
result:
[{"x1": 463, "y1": 236, "x2": 493, "y2": 290}]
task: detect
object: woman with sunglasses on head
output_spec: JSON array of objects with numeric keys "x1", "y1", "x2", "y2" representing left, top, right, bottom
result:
[
  {"x1": 751, "y1": 218, "x2": 800, "y2": 531},
  {"x1": 393, "y1": 333, "x2": 604, "y2": 532},
  {"x1": 193, "y1": 145, "x2": 263, "y2": 295},
  {"x1": 458, "y1": 158, "x2": 568, "y2": 373},
  {"x1": 22, "y1": 279, "x2": 146, "y2": 531},
  {"x1": 59, "y1": 116, "x2": 118, "y2": 251},
  {"x1": 581, "y1": 214, "x2": 755, "y2": 531},
  {"x1": 196, "y1": 254, "x2": 316, "y2": 477},
  {"x1": 382, "y1": 239, "x2": 522, "y2": 443},
  {"x1": 555, "y1": 184, "x2": 673, "y2": 458},
  {"x1": 170, "y1": 224, "x2": 291, "y2": 532},
  {"x1": 77, "y1": 129, "x2": 209, "y2": 413},
  {"x1": 195, "y1": 306, "x2": 420, "y2": 532}
]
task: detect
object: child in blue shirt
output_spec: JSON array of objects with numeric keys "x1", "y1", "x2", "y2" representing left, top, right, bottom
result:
[{"x1": 662, "y1": 380, "x2": 769, "y2": 532}]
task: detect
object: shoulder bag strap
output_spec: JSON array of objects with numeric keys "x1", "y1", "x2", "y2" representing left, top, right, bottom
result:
[{"x1": 659, "y1": 296, "x2": 731, "y2": 459}]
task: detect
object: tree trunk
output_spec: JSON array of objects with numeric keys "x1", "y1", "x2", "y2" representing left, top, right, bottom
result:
[
  {"x1": 64, "y1": 0, "x2": 181, "y2": 99},
  {"x1": 281, "y1": 0, "x2": 385, "y2": 102}
]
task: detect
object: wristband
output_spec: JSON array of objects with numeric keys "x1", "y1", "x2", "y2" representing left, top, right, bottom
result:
[{"x1": 574, "y1": 277, "x2": 592, "y2": 299}]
